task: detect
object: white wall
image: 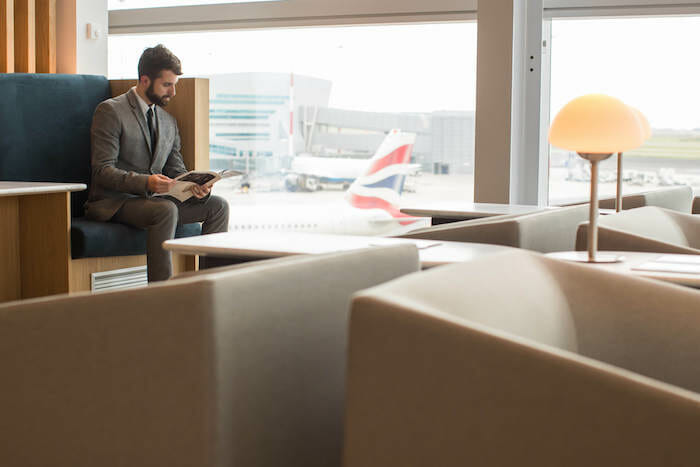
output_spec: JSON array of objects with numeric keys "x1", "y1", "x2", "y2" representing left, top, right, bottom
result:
[
  {"x1": 57, "y1": 0, "x2": 108, "y2": 76},
  {"x1": 76, "y1": 0, "x2": 108, "y2": 75}
]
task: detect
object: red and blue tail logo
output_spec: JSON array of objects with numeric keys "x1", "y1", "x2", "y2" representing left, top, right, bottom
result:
[{"x1": 346, "y1": 129, "x2": 422, "y2": 226}]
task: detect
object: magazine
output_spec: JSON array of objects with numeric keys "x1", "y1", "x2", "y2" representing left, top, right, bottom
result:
[{"x1": 155, "y1": 169, "x2": 243, "y2": 202}]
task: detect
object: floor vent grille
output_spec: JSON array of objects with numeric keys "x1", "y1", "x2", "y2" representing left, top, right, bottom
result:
[{"x1": 91, "y1": 266, "x2": 148, "y2": 292}]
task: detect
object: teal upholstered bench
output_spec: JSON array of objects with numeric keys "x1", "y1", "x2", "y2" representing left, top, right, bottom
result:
[{"x1": 0, "y1": 74, "x2": 201, "y2": 285}]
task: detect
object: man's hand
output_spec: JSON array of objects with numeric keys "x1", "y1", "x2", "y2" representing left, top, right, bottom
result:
[
  {"x1": 147, "y1": 174, "x2": 175, "y2": 193},
  {"x1": 191, "y1": 184, "x2": 211, "y2": 199}
]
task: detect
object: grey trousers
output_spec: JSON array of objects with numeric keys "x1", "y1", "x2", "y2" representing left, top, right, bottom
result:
[{"x1": 113, "y1": 195, "x2": 229, "y2": 282}]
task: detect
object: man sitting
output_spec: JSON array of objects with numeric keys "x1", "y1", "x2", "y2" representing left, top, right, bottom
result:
[{"x1": 85, "y1": 44, "x2": 229, "y2": 282}]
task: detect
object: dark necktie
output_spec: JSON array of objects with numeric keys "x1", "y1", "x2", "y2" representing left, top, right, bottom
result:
[{"x1": 146, "y1": 107, "x2": 156, "y2": 155}]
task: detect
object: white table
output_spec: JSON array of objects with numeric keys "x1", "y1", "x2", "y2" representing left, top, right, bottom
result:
[
  {"x1": 0, "y1": 181, "x2": 87, "y2": 197},
  {"x1": 400, "y1": 202, "x2": 552, "y2": 225},
  {"x1": 546, "y1": 251, "x2": 700, "y2": 288},
  {"x1": 163, "y1": 231, "x2": 515, "y2": 268},
  {"x1": 0, "y1": 181, "x2": 87, "y2": 302}
]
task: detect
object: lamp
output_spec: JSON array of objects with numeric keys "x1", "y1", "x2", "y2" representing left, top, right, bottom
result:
[
  {"x1": 616, "y1": 108, "x2": 651, "y2": 212},
  {"x1": 549, "y1": 94, "x2": 646, "y2": 263}
]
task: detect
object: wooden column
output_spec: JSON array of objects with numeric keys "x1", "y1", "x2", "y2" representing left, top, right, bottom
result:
[
  {"x1": 169, "y1": 78, "x2": 210, "y2": 171},
  {"x1": 35, "y1": 0, "x2": 54, "y2": 73},
  {"x1": 0, "y1": 197, "x2": 21, "y2": 302},
  {"x1": 109, "y1": 78, "x2": 211, "y2": 171},
  {"x1": 0, "y1": 0, "x2": 13, "y2": 72},
  {"x1": 55, "y1": 0, "x2": 76, "y2": 73},
  {"x1": 0, "y1": 190, "x2": 72, "y2": 303},
  {"x1": 475, "y1": 0, "x2": 517, "y2": 204},
  {"x1": 19, "y1": 192, "x2": 71, "y2": 298},
  {"x1": 13, "y1": 0, "x2": 34, "y2": 72}
]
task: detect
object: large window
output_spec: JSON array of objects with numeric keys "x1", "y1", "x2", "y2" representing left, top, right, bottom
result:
[
  {"x1": 109, "y1": 22, "x2": 477, "y2": 234},
  {"x1": 549, "y1": 15, "x2": 700, "y2": 204}
]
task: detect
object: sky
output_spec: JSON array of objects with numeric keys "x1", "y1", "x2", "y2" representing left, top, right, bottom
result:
[
  {"x1": 109, "y1": 23, "x2": 478, "y2": 114},
  {"x1": 550, "y1": 16, "x2": 700, "y2": 130},
  {"x1": 108, "y1": 16, "x2": 700, "y2": 130}
]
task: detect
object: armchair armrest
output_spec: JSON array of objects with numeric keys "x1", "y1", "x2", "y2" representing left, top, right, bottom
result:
[{"x1": 398, "y1": 217, "x2": 520, "y2": 246}]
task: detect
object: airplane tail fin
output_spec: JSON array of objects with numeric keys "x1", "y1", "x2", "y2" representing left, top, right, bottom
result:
[{"x1": 346, "y1": 129, "x2": 422, "y2": 226}]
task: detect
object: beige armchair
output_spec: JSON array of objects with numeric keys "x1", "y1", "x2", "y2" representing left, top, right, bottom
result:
[
  {"x1": 576, "y1": 206, "x2": 700, "y2": 254},
  {"x1": 598, "y1": 185, "x2": 694, "y2": 212},
  {"x1": 398, "y1": 204, "x2": 588, "y2": 253},
  {"x1": 0, "y1": 245, "x2": 420, "y2": 467},
  {"x1": 344, "y1": 250, "x2": 700, "y2": 467}
]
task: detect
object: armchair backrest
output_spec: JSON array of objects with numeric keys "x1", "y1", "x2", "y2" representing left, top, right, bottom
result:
[
  {"x1": 203, "y1": 244, "x2": 419, "y2": 467},
  {"x1": 598, "y1": 185, "x2": 694, "y2": 212},
  {"x1": 353, "y1": 249, "x2": 700, "y2": 391},
  {"x1": 0, "y1": 74, "x2": 111, "y2": 217},
  {"x1": 0, "y1": 245, "x2": 420, "y2": 467},
  {"x1": 344, "y1": 250, "x2": 700, "y2": 467},
  {"x1": 353, "y1": 251, "x2": 579, "y2": 353},
  {"x1": 400, "y1": 204, "x2": 588, "y2": 253},
  {"x1": 576, "y1": 206, "x2": 700, "y2": 252}
]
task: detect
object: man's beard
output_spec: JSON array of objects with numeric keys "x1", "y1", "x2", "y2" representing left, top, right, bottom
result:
[{"x1": 146, "y1": 83, "x2": 169, "y2": 107}]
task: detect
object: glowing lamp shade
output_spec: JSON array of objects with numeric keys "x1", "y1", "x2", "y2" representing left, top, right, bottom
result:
[
  {"x1": 632, "y1": 107, "x2": 652, "y2": 140},
  {"x1": 549, "y1": 94, "x2": 646, "y2": 154}
]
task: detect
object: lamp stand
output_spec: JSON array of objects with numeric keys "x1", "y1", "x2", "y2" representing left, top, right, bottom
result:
[
  {"x1": 550, "y1": 153, "x2": 623, "y2": 264},
  {"x1": 616, "y1": 152, "x2": 623, "y2": 212}
]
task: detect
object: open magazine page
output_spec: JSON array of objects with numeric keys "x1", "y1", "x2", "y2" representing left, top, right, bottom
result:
[{"x1": 154, "y1": 169, "x2": 244, "y2": 202}]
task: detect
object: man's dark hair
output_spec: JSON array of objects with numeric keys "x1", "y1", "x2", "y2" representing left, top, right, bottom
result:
[{"x1": 137, "y1": 44, "x2": 182, "y2": 81}]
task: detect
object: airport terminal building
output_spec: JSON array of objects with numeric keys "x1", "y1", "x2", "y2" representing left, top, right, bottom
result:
[{"x1": 208, "y1": 72, "x2": 475, "y2": 181}]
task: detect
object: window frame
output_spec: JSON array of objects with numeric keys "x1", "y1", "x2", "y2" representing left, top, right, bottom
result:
[{"x1": 108, "y1": 0, "x2": 478, "y2": 34}]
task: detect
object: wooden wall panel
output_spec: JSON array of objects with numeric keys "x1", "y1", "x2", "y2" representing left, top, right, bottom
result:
[
  {"x1": 173, "y1": 253, "x2": 198, "y2": 274},
  {"x1": 13, "y1": 0, "x2": 34, "y2": 72},
  {"x1": 166, "y1": 78, "x2": 210, "y2": 170},
  {"x1": 109, "y1": 78, "x2": 210, "y2": 171},
  {"x1": 190, "y1": 78, "x2": 210, "y2": 171},
  {"x1": 0, "y1": 197, "x2": 21, "y2": 302},
  {"x1": 0, "y1": 0, "x2": 13, "y2": 72},
  {"x1": 19, "y1": 191, "x2": 71, "y2": 299},
  {"x1": 108, "y1": 78, "x2": 136, "y2": 99},
  {"x1": 69, "y1": 255, "x2": 196, "y2": 293},
  {"x1": 55, "y1": 0, "x2": 75, "y2": 73},
  {"x1": 69, "y1": 255, "x2": 146, "y2": 293},
  {"x1": 34, "y1": 0, "x2": 54, "y2": 73}
]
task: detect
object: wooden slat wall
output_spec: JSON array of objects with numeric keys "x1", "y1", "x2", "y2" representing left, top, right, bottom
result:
[
  {"x1": 34, "y1": 0, "x2": 54, "y2": 73},
  {"x1": 109, "y1": 78, "x2": 211, "y2": 171},
  {"x1": 13, "y1": 0, "x2": 35, "y2": 72},
  {"x1": 55, "y1": 0, "x2": 76, "y2": 73},
  {"x1": 0, "y1": 0, "x2": 13, "y2": 72},
  {"x1": 4, "y1": 0, "x2": 56, "y2": 73}
]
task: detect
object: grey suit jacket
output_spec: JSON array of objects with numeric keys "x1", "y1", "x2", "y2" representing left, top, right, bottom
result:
[{"x1": 85, "y1": 88, "x2": 188, "y2": 221}]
